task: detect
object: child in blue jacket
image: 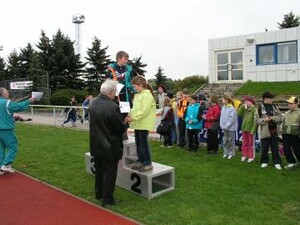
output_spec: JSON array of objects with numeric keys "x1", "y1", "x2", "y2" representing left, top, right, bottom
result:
[
  {"x1": 106, "y1": 51, "x2": 135, "y2": 140},
  {"x1": 185, "y1": 95, "x2": 203, "y2": 152}
]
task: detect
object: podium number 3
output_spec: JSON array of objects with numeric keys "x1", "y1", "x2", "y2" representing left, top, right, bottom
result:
[{"x1": 131, "y1": 173, "x2": 142, "y2": 194}]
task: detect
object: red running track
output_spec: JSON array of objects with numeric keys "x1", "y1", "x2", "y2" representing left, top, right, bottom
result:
[{"x1": 0, "y1": 172, "x2": 140, "y2": 225}]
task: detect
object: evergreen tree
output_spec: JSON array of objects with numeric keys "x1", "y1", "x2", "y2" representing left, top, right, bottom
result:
[
  {"x1": 154, "y1": 66, "x2": 168, "y2": 90},
  {"x1": 128, "y1": 56, "x2": 147, "y2": 76},
  {"x1": 18, "y1": 43, "x2": 47, "y2": 91},
  {"x1": 19, "y1": 43, "x2": 38, "y2": 78},
  {"x1": 36, "y1": 30, "x2": 52, "y2": 73},
  {"x1": 85, "y1": 37, "x2": 111, "y2": 94},
  {"x1": 48, "y1": 30, "x2": 85, "y2": 90},
  {"x1": 278, "y1": 11, "x2": 300, "y2": 29},
  {"x1": 6, "y1": 50, "x2": 22, "y2": 79},
  {"x1": 0, "y1": 57, "x2": 7, "y2": 80}
]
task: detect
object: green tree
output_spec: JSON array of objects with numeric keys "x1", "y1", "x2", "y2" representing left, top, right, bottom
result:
[
  {"x1": 0, "y1": 57, "x2": 7, "y2": 80},
  {"x1": 19, "y1": 43, "x2": 47, "y2": 91},
  {"x1": 36, "y1": 30, "x2": 52, "y2": 73},
  {"x1": 48, "y1": 30, "x2": 85, "y2": 91},
  {"x1": 19, "y1": 43, "x2": 41, "y2": 78},
  {"x1": 84, "y1": 37, "x2": 111, "y2": 94},
  {"x1": 128, "y1": 56, "x2": 147, "y2": 76},
  {"x1": 154, "y1": 66, "x2": 168, "y2": 90},
  {"x1": 6, "y1": 50, "x2": 22, "y2": 79},
  {"x1": 278, "y1": 11, "x2": 300, "y2": 29}
]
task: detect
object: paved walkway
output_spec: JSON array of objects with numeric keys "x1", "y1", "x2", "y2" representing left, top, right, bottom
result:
[{"x1": 16, "y1": 111, "x2": 161, "y2": 139}]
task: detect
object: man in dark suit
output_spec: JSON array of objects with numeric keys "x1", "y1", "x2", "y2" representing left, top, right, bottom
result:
[{"x1": 89, "y1": 80, "x2": 126, "y2": 207}]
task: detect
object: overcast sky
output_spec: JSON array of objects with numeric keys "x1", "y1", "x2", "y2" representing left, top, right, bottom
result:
[{"x1": 0, "y1": 0, "x2": 298, "y2": 79}]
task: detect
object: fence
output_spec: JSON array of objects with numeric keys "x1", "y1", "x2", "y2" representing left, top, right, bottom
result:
[{"x1": 21, "y1": 104, "x2": 90, "y2": 128}]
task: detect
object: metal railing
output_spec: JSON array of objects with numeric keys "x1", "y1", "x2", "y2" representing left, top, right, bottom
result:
[{"x1": 28, "y1": 104, "x2": 89, "y2": 128}]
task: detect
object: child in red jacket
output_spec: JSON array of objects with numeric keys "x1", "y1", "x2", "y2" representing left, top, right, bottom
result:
[{"x1": 202, "y1": 95, "x2": 221, "y2": 154}]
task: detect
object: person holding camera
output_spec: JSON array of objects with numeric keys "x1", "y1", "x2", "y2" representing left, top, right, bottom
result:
[{"x1": 255, "y1": 92, "x2": 282, "y2": 170}]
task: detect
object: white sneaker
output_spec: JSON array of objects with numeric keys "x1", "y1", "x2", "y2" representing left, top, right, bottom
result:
[
  {"x1": 285, "y1": 163, "x2": 297, "y2": 169},
  {"x1": 223, "y1": 154, "x2": 227, "y2": 158},
  {"x1": 247, "y1": 158, "x2": 254, "y2": 163},
  {"x1": 274, "y1": 164, "x2": 282, "y2": 170},
  {"x1": 227, "y1": 155, "x2": 234, "y2": 160},
  {"x1": 241, "y1": 157, "x2": 246, "y2": 162},
  {"x1": 1, "y1": 165, "x2": 15, "y2": 173},
  {"x1": 261, "y1": 163, "x2": 268, "y2": 168},
  {"x1": 0, "y1": 170, "x2": 6, "y2": 175}
]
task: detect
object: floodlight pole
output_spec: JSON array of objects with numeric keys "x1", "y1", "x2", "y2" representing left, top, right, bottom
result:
[{"x1": 72, "y1": 14, "x2": 85, "y2": 57}]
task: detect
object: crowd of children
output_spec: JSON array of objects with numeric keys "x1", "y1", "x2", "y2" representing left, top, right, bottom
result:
[{"x1": 157, "y1": 88, "x2": 300, "y2": 171}]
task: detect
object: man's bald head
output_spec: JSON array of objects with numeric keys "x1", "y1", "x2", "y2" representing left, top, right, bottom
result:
[{"x1": 0, "y1": 88, "x2": 9, "y2": 98}]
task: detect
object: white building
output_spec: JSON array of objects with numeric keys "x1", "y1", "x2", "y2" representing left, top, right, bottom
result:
[{"x1": 208, "y1": 26, "x2": 300, "y2": 83}]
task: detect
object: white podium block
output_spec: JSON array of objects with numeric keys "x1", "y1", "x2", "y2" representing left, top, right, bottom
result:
[
  {"x1": 85, "y1": 152, "x2": 96, "y2": 175},
  {"x1": 85, "y1": 139, "x2": 175, "y2": 199},
  {"x1": 121, "y1": 137, "x2": 138, "y2": 166},
  {"x1": 116, "y1": 162, "x2": 175, "y2": 199}
]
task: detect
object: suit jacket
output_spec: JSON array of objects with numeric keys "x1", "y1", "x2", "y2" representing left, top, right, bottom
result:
[{"x1": 89, "y1": 94, "x2": 126, "y2": 160}]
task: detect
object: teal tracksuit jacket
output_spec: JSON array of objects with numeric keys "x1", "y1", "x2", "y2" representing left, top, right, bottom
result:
[{"x1": 0, "y1": 97, "x2": 30, "y2": 166}]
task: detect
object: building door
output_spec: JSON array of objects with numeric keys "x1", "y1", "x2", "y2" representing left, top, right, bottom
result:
[{"x1": 216, "y1": 51, "x2": 243, "y2": 82}]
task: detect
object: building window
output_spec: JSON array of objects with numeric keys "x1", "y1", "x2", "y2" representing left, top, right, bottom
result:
[
  {"x1": 258, "y1": 45, "x2": 275, "y2": 64},
  {"x1": 277, "y1": 42, "x2": 297, "y2": 63},
  {"x1": 256, "y1": 41, "x2": 297, "y2": 65}
]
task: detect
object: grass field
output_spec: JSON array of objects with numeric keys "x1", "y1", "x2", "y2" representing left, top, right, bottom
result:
[
  {"x1": 235, "y1": 81, "x2": 300, "y2": 96},
  {"x1": 14, "y1": 124, "x2": 300, "y2": 225}
]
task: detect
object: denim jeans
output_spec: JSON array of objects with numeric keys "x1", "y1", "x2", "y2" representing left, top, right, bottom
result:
[{"x1": 134, "y1": 130, "x2": 152, "y2": 166}]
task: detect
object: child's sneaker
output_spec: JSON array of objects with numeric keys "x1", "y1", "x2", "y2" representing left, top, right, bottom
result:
[
  {"x1": 285, "y1": 163, "x2": 297, "y2": 169},
  {"x1": 241, "y1": 157, "x2": 246, "y2": 162},
  {"x1": 247, "y1": 158, "x2": 254, "y2": 163},
  {"x1": 223, "y1": 154, "x2": 227, "y2": 158},
  {"x1": 227, "y1": 155, "x2": 234, "y2": 160},
  {"x1": 1, "y1": 164, "x2": 15, "y2": 173},
  {"x1": 261, "y1": 163, "x2": 268, "y2": 168},
  {"x1": 131, "y1": 162, "x2": 143, "y2": 170},
  {"x1": 138, "y1": 165, "x2": 153, "y2": 172},
  {"x1": 274, "y1": 164, "x2": 282, "y2": 170}
]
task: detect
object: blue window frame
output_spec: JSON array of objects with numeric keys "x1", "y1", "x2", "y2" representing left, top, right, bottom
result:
[{"x1": 256, "y1": 41, "x2": 297, "y2": 65}]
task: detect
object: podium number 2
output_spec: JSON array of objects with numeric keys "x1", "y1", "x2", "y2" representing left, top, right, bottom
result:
[{"x1": 131, "y1": 173, "x2": 142, "y2": 194}]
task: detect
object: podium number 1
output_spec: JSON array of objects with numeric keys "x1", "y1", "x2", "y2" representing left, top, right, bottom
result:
[{"x1": 131, "y1": 173, "x2": 142, "y2": 194}]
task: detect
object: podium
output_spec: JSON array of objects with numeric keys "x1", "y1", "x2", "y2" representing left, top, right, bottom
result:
[{"x1": 85, "y1": 138, "x2": 175, "y2": 199}]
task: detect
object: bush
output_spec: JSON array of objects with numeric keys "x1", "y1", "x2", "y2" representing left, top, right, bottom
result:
[
  {"x1": 50, "y1": 89, "x2": 88, "y2": 105},
  {"x1": 174, "y1": 75, "x2": 208, "y2": 94}
]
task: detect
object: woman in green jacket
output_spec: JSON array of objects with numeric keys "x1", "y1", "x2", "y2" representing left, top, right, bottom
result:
[{"x1": 126, "y1": 76, "x2": 156, "y2": 172}]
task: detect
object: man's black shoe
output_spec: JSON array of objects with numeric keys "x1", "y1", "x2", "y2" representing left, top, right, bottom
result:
[
  {"x1": 95, "y1": 194, "x2": 102, "y2": 200},
  {"x1": 101, "y1": 200, "x2": 116, "y2": 207}
]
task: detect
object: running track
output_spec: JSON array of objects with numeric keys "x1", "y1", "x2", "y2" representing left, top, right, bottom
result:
[{"x1": 0, "y1": 172, "x2": 140, "y2": 225}]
